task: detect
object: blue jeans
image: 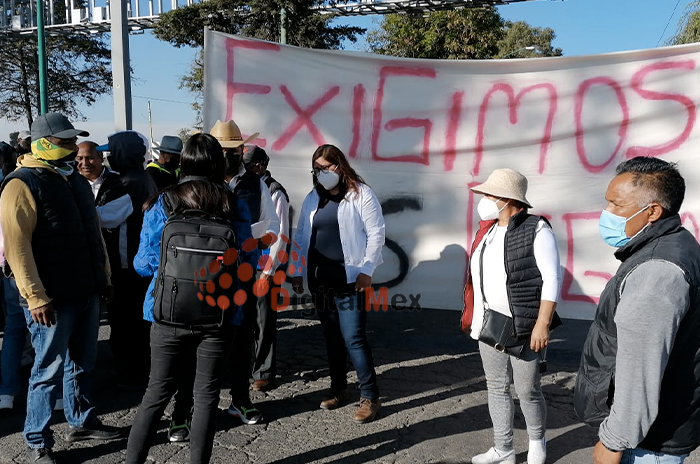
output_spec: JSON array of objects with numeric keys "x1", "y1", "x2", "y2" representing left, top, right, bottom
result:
[
  {"x1": 310, "y1": 279, "x2": 379, "y2": 400},
  {"x1": 0, "y1": 277, "x2": 27, "y2": 396},
  {"x1": 23, "y1": 294, "x2": 100, "y2": 449},
  {"x1": 126, "y1": 323, "x2": 233, "y2": 464},
  {"x1": 621, "y1": 448, "x2": 689, "y2": 464}
]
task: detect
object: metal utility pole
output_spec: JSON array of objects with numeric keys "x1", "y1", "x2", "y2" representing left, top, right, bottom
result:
[
  {"x1": 111, "y1": 0, "x2": 132, "y2": 131},
  {"x1": 148, "y1": 100, "x2": 153, "y2": 147},
  {"x1": 36, "y1": 0, "x2": 48, "y2": 114},
  {"x1": 280, "y1": 6, "x2": 286, "y2": 44}
]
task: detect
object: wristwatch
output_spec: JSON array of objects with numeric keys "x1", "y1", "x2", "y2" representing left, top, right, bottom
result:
[{"x1": 602, "y1": 442, "x2": 622, "y2": 453}]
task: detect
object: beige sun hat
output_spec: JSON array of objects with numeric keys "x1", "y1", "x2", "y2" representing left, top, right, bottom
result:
[
  {"x1": 470, "y1": 168, "x2": 532, "y2": 208},
  {"x1": 209, "y1": 119, "x2": 259, "y2": 148}
]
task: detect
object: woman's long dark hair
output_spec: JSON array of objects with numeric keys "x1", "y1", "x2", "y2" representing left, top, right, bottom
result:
[
  {"x1": 144, "y1": 133, "x2": 237, "y2": 216},
  {"x1": 311, "y1": 144, "x2": 365, "y2": 200}
]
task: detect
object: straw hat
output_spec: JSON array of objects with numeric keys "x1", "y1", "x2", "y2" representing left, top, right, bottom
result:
[
  {"x1": 470, "y1": 168, "x2": 532, "y2": 208},
  {"x1": 209, "y1": 119, "x2": 259, "y2": 148}
]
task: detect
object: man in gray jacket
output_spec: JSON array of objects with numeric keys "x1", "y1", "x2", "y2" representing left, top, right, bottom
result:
[{"x1": 575, "y1": 156, "x2": 700, "y2": 464}]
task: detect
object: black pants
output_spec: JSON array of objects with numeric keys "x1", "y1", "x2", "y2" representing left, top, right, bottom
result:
[
  {"x1": 125, "y1": 323, "x2": 233, "y2": 464},
  {"x1": 228, "y1": 279, "x2": 256, "y2": 405},
  {"x1": 108, "y1": 268, "x2": 151, "y2": 379},
  {"x1": 252, "y1": 271, "x2": 279, "y2": 381}
]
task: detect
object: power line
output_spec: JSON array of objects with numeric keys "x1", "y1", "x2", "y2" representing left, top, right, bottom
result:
[
  {"x1": 132, "y1": 94, "x2": 193, "y2": 105},
  {"x1": 657, "y1": 0, "x2": 683, "y2": 47}
]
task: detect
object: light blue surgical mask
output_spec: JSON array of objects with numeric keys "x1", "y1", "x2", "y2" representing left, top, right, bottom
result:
[{"x1": 598, "y1": 205, "x2": 651, "y2": 248}]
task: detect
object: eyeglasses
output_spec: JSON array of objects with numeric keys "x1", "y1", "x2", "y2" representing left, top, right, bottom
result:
[{"x1": 311, "y1": 165, "x2": 336, "y2": 176}]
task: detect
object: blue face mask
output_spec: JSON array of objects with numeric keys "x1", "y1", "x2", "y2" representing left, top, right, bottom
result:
[{"x1": 598, "y1": 205, "x2": 651, "y2": 248}]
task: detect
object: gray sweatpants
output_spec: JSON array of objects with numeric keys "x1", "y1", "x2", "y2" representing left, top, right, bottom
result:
[{"x1": 479, "y1": 342, "x2": 546, "y2": 451}]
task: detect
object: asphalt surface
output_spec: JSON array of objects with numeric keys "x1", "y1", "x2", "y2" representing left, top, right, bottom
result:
[{"x1": 1, "y1": 308, "x2": 698, "y2": 464}]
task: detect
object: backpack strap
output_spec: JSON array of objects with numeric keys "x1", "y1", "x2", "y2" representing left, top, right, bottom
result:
[{"x1": 162, "y1": 190, "x2": 175, "y2": 216}]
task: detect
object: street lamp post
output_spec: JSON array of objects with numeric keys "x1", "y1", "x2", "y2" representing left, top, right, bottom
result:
[
  {"x1": 36, "y1": 0, "x2": 48, "y2": 114},
  {"x1": 501, "y1": 45, "x2": 538, "y2": 59}
]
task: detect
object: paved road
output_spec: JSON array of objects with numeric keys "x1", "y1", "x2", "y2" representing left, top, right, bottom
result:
[{"x1": 1, "y1": 308, "x2": 698, "y2": 464}]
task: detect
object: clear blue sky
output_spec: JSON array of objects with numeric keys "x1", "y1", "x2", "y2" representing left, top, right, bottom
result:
[{"x1": 0, "y1": 0, "x2": 695, "y2": 144}]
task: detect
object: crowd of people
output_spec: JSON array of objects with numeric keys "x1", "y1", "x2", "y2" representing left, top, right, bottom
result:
[{"x1": 0, "y1": 111, "x2": 698, "y2": 464}]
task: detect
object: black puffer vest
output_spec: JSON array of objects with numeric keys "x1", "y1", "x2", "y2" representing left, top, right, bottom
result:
[
  {"x1": 234, "y1": 171, "x2": 262, "y2": 223},
  {"x1": 574, "y1": 215, "x2": 700, "y2": 455},
  {"x1": 502, "y1": 211, "x2": 561, "y2": 339},
  {"x1": 2, "y1": 167, "x2": 108, "y2": 301},
  {"x1": 262, "y1": 171, "x2": 289, "y2": 204}
]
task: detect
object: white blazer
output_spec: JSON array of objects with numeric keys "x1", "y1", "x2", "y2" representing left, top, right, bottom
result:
[{"x1": 292, "y1": 183, "x2": 385, "y2": 284}]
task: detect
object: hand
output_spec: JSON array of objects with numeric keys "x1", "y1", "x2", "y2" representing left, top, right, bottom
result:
[
  {"x1": 355, "y1": 273, "x2": 372, "y2": 292},
  {"x1": 261, "y1": 273, "x2": 274, "y2": 285},
  {"x1": 257, "y1": 238, "x2": 270, "y2": 250},
  {"x1": 593, "y1": 441, "x2": 622, "y2": 464},
  {"x1": 291, "y1": 276, "x2": 304, "y2": 294},
  {"x1": 101, "y1": 285, "x2": 114, "y2": 304},
  {"x1": 530, "y1": 320, "x2": 550, "y2": 352},
  {"x1": 30, "y1": 303, "x2": 56, "y2": 327}
]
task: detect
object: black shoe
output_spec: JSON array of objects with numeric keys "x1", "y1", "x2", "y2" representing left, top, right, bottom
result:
[
  {"x1": 27, "y1": 447, "x2": 56, "y2": 464},
  {"x1": 65, "y1": 422, "x2": 123, "y2": 442}
]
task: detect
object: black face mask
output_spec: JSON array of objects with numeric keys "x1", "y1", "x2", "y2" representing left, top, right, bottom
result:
[
  {"x1": 107, "y1": 155, "x2": 121, "y2": 173},
  {"x1": 226, "y1": 153, "x2": 242, "y2": 176},
  {"x1": 165, "y1": 157, "x2": 180, "y2": 173}
]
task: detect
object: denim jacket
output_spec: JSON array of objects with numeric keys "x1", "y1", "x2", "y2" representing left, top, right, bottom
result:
[{"x1": 134, "y1": 194, "x2": 254, "y2": 325}]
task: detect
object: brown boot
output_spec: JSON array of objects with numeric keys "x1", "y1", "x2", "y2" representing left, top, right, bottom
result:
[
  {"x1": 353, "y1": 398, "x2": 380, "y2": 423},
  {"x1": 319, "y1": 389, "x2": 349, "y2": 410}
]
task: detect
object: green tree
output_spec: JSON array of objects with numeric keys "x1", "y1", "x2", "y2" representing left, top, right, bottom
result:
[
  {"x1": 153, "y1": 0, "x2": 365, "y2": 129},
  {"x1": 367, "y1": 8, "x2": 505, "y2": 59},
  {"x1": 496, "y1": 21, "x2": 562, "y2": 58},
  {"x1": 668, "y1": 1, "x2": 700, "y2": 45},
  {"x1": 0, "y1": 3, "x2": 112, "y2": 126},
  {"x1": 367, "y1": 8, "x2": 562, "y2": 60}
]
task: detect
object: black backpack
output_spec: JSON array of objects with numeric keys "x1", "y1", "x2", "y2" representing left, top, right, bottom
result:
[{"x1": 153, "y1": 191, "x2": 239, "y2": 329}]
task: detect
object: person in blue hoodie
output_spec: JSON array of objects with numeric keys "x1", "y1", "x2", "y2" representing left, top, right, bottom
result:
[{"x1": 125, "y1": 133, "x2": 254, "y2": 464}]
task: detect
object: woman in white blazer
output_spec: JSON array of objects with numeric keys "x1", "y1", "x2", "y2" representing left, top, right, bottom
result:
[{"x1": 291, "y1": 144, "x2": 385, "y2": 424}]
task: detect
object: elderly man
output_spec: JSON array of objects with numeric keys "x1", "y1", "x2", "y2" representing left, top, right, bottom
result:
[
  {"x1": 575, "y1": 157, "x2": 700, "y2": 464},
  {"x1": 76, "y1": 141, "x2": 115, "y2": 199},
  {"x1": 0, "y1": 113, "x2": 121, "y2": 464}
]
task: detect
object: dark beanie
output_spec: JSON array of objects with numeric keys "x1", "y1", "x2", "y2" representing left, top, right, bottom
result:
[{"x1": 242, "y1": 145, "x2": 269, "y2": 165}]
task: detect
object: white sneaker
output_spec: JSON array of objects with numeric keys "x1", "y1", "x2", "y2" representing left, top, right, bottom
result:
[
  {"x1": 528, "y1": 438, "x2": 546, "y2": 464},
  {"x1": 472, "y1": 447, "x2": 516, "y2": 464},
  {"x1": 54, "y1": 399, "x2": 63, "y2": 411},
  {"x1": 0, "y1": 395, "x2": 14, "y2": 410}
]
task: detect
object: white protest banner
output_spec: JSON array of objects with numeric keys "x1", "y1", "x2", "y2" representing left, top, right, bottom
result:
[{"x1": 203, "y1": 29, "x2": 700, "y2": 319}]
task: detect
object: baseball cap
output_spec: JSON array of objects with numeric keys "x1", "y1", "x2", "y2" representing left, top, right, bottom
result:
[{"x1": 31, "y1": 113, "x2": 89, "y2": 141}]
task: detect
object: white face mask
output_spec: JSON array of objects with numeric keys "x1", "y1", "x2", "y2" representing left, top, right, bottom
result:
[
  {"x1": 477, "y1": 197, "x2": 508, "y2": 221},
  {"x1": 316, "y1": 169, "x2": 340, "y2": 190}
]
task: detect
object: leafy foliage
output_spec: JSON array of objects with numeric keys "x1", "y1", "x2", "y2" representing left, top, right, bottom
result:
[
  {"x1": 496, "y1": 21, "x2": 562, "y2": 58},
  {"x1": 367, "y1": 8, "x2": 505, "y2": 59},
  {"x1": 367, "y1": 8, "x2": 562, "y2": 60},
  {"x1": 0, "y1": 3, "x2": 112, "y2": 126},
  {"x1": 154, "y1": 0, "x2": 365, "y2": 130},
  {"x1": 668, "y1": 1, "x2": 700, "y2": 45}
]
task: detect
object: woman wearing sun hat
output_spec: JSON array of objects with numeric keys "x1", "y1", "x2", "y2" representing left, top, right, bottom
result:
[{"x1": 461, "y1": 168, "x2": 562, "y2": 464}]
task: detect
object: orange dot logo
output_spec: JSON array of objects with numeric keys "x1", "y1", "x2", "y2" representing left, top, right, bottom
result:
[{"x1": 190, "y1": 234, "x2": 301, "y2": 312}]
